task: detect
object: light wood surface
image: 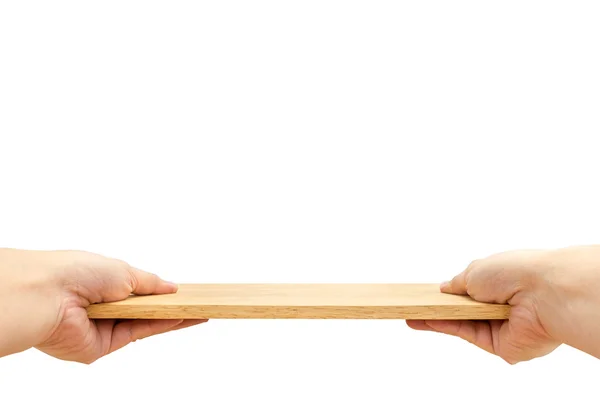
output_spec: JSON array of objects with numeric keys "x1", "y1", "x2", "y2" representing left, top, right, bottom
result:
[{"x1": 86, "y1": 283, "x2": 510, "y2": 320}]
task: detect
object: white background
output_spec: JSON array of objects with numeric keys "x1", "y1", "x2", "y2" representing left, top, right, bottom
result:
[{"x1": 1, "y1": 1, "x2": 599, "y2": 409}]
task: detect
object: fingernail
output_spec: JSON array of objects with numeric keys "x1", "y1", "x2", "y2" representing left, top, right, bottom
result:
[
  {"x1": 165, "y1": 281, "x2": 179, "y2": 291},
  {"x1": 440, "y1": 281, "x2": 450, "y2": 291}
]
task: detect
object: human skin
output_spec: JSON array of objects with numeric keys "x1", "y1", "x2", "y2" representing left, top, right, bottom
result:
[
  {"x1": 3, "y1": 246, "x2": 600, "y2": 365},
  {"x1": 0, "y1": 248, "x2": 207, "y2": 364},
  {"x1": 406, "y1": 245, "x2": 600, "y2": 364}
]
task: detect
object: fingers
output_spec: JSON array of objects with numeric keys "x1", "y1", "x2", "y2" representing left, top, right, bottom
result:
[
  {"x1": 426, "y1": 320, "x2": 494, "y2": 355},
  {"x1": 153, "y1": 319, "x2": 208, "y2": 335},
  {"x1": 128, "y1": 266, "x2": 178, "y2": 295},
  {"x1": 108, "y1": 319, "x2": 208, "y2": 355},
  {"x1": 108, "y1": 319, "x2": 182, "y2": 354},
  {"x1": 405, "y1": 320, "x2": 434, "y2": 331},
  {"x1": 106, "y1": 318, "x2": 206, "y2": 355},
  {"x1": 440, "y1": 269, "x2": 469, "y2": 295},
  {"x1": 406, "y1": 319, "x2": 497, "y2": 355}
]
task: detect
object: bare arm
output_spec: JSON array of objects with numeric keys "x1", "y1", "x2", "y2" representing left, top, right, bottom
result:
[
  {"x1": 0, "y1": 248, "x2": 206, "y2": 363},
  {"x1": 407, "y1": 245, "x2": 600, "y2": 364}
]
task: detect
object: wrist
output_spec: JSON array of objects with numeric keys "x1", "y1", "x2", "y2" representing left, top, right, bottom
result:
[
  {"x1": 0, "y1": 249, "x2": 64, "y2": 358},
  {"x1": 533, "y1": 246, "x2": 600, "y2": 357}
]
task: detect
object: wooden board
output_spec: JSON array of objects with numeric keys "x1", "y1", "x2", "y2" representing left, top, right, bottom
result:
[{"x1": 86, "y1": 283, "x2": 510, "y2": 320}]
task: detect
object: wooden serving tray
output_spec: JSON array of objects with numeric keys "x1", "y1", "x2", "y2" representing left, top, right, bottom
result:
[{"x1": 86, "y1": 283, "x2": 510, "y2": 320}]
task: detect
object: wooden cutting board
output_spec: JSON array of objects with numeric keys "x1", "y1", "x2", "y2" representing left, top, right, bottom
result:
[{"x1": 86, "y1": 283, "x2": 510, "y2": 320}]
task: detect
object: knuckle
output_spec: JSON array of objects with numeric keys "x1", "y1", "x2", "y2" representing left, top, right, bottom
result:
[
  {"x1": 463, "y1": 271, "x2": 472, "y2": 292},
  {"x1": 127, "y1": 271, "x2": 139, "y2": 293},
  {"x1": 127, "y1": 326, "x2": 136, "y2": 343},
  {"x1": 466, "y1": 259, "x2": 480, "y2": 272},
  {"x1": 461, "y1": 259, "x2": 484, "y2": 293}
]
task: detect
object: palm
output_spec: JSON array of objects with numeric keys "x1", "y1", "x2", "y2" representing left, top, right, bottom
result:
[
  {"x1": 34, "y1": 252, "x2": 205, "y2": 364},
  {"x1": 36, "y1": 300, "x2": 190, "y2": 363},
  {"x1": 407, "y1": 300, "x2": 559, "y2": 364}
]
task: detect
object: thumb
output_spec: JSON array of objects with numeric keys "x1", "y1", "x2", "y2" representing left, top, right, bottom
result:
[
  {"x1": 128, "y1": 266, "x2": 179, "y2": 295},
  {"x1": 440, "y1": 269, "x2": 469, "y2": 296},
  {"x1": 58, "y1": 252, "x2": 179, "y2": 305},
  {"x1": 442, "y1": 251, "x2": 540, "y2": 304}
]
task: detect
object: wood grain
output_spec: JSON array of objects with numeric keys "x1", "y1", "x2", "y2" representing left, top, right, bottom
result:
[{"x1": 86, "y1": 283, "x2": 510, "y2": 320}]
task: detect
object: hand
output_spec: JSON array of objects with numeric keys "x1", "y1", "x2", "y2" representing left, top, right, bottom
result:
[
  {"x1": 0, "y1": 248, "x2": 206, "y2": 364},
  {"x1": 407, "y1": 246, "x2": 600, "y2": 364}
]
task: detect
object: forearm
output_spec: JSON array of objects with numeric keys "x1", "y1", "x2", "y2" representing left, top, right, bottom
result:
[
  {"x1": 536, "y1": 246, "x2": 600, "y2": 359},
  {"x1": 0, "y1": 249, "x2": 62, "y2": 358}
]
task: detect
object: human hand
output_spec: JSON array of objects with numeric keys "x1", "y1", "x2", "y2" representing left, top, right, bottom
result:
[
  {"x1": 407, "y1": 246, "x2": 600, "y2": 364},
  {"x1": 0, "y1": 248, "x2": 206, "y2": 364}
]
